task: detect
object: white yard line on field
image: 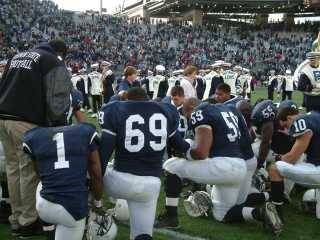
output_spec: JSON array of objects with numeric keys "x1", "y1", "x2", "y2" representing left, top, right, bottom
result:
[{"x1": 154, "y1": 228, "x2": 210, "y2": 240}]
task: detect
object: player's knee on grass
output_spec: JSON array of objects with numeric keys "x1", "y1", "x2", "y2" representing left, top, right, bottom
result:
[
  {"x1": 223, "y1": 205, "x2": 245, "y2": 223},
  {"x1": 135, "y1": 234, "x2": 152, "y2": 240}
]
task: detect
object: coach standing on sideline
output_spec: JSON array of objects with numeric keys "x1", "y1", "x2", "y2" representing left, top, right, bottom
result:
[{"x1": 0, "y1": 39, "x2": 72, "y2": 238}]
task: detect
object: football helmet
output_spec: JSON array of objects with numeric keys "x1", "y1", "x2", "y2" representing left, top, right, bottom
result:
[
  {"x1": 301, "y1": 189, "x2": 317, "y2": 215},
  {"x1": 114, "y1": 199, "x2": 130, "y2": 222},
  {"x1": 87, "y1": 211, "x2": 117, "y2": 240},
  {"x1": 184, "y1": 191, "x2": 212, "y2": 218}
]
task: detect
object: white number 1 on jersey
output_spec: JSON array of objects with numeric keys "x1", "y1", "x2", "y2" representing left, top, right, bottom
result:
[{"x1": 53, "y1": 133, "x2": 69, "y2": 169}]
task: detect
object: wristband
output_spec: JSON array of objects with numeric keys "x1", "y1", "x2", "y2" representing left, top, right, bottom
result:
[
  {"x1": 275, "y1": 154, "x2": 282, "y2": 162},
  {"x1": 94, "y1": 200, "x2": 102, "y2": 208}
]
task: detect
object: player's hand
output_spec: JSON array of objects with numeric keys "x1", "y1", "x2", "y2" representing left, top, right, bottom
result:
[
  {"x1": 92, "y1": 200, "x2": 105, "y2": 216},
  {"x1": 185, "y1": 138, "x2": 194, "y2": 148},
  {"x1": 92, "y1": 205, "x2": 106, "y2": 216},
  {"x1": 170, "y1": 147, "x2": 186, "y2": 158}
]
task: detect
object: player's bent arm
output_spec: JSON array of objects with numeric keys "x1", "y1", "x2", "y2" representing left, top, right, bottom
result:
[
  {"x1": 258, "y1": 121, "x2": 273, "y2": 167},
  {"x1": 189, "y1": 126, "x2": 213, "y2": 160},
  {"x1": 168, "y1": 131, "x2": 191, "y2": 154},
  {"x1": 99, "y1": 132, "x2": 116, "y2": 175},
  {"x1": 281, "y1": 131, "x2": 313, "y2": 164},
  {"x1": 74, "y1": 111, "x2": 86, "y2": 123},
  {"x1": 88, "y1": 149, "x2": 103, "y2": 202}
]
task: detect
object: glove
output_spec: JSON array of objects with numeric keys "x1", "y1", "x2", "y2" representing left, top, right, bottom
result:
[
  {"x1": 92, "y1": 200, "x2": 106, "y2": 216},
  {"x1": 185, "y1": 138, "x2": 194, "y2": 148}
]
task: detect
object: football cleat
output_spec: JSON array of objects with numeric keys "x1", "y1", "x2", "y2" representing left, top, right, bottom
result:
[
  {"x1": 263, "y1": 202, "x2": 283, "y2": 236},
  {"x1": 154, "y1": 212, "x2": 180, "y2": 229}
]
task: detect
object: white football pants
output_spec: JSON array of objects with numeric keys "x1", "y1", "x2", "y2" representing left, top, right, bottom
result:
[
  {"x1": 104, "y1": 168, "x2": 161, "y2": 239},
  {"x1": 237, "y1": 157, "x2": 258, "y2": 204},
  {"x1": 252, "y1": 138, "x2": 306, "y2": 195},
  {"x1": 163, "y1": 157, "x2": 247, "y2": 221},
  {"x1": 36, "y1": 183, "x2": 86, "y2": 240},
  {"x1": 276, "y1": 161, "x2": 320, "y2": 188}
]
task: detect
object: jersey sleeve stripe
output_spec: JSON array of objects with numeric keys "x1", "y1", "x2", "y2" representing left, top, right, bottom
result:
[
  {"x1": 195, "y1": 125, "x2": 212, "y2": 131},
  {"x1": 22, "y1": 143, "x2": 32, "y2": 154},
  {"x1": 90, "y1": 132, "x2": 99, "y2": 144},
  {"x1": 292, "y1": 129, "x2": 312, "y2": 138},
  {"x1": 168, "y1": 130, "x2": 176, "y2": 138},
  {"x1": 102, "y1": 129, "x2": 117, "y2": 136}
]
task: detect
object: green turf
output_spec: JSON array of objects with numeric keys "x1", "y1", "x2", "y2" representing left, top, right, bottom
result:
[{"x1": 0, "y1": 88, "x2": 313, "y2": 240}]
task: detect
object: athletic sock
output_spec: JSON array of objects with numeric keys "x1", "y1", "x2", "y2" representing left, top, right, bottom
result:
[
  {"x1": 245, "y1": 192, "x2": 270, "y2": 206},
  {"x1": 164, "y1": 172, "x2": 182, "y2": 217},
  {"x1": 0, "y1": 181, "x2": 9, "y2": 199}
]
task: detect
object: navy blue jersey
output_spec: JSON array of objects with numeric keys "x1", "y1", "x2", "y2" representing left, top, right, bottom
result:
[
  {"x1": 289, "y1": 111, "x2": 320, "y2": 165},
  {"x1": 226, "y1": 105, "x2": 254, "y2": 160},
  {"x1": 67, "y1": 89, "x2": 83, "y2": 125},
  {"x1": 251, "y1": 100, "x2": 277, "y2": 134},
  {"x1": 23, "y1": 123, "x2": 99, "y2": 220},
  {"x1": 71, "y1": 89, "x2": 83, "y2": 112},
  {"x1": 99, "y1": 101, "x2": 179, "y2": 177},
  {"x1": 191, "y1": 103, "x2": 242, "y2": 158},
  {"x1": 161, "y1": 97, "x2": 188, "y2": 137},
  {"x1": 225, "y1": 95, "x2": 244, "y2": 107},
  {"x1": 278, "y1": 100, "x2": 298, "y2": 111}
]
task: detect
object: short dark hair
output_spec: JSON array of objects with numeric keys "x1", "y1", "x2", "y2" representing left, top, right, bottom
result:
[
  {"x1": 124, "y1": 66, "x2": 137, "y2": 78},
  {"x1": 277, "y1": 107, "x2": 299, "y2": 121},
  {"x1": 127, "y1": 87, "x2": 149, "y2": 101},
  {"x1": 49, "y1": 39, "x2": 68, "y2": 55},
  {"x1": 171, "y1": 86, "x2": 184, "y2": 97},
  {"x1": 216, "y1": 83, "x2": 231, "y2": 94}
]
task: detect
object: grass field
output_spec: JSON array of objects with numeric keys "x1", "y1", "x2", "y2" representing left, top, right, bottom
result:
[{"x1": 1, "y1": 88, "x2": 315, "y2": 240}]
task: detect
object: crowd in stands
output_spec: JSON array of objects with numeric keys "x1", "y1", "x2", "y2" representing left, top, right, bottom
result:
[{"x1": 0, "y1": 0, "x2": 319, "y2": 80}]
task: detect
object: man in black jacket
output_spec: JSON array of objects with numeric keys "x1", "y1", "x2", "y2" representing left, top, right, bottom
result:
[{"x1": 0, "y1": 39, "x2": 72, "y2": 238}]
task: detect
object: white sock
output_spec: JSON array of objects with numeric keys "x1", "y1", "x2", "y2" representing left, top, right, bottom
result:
[
  {"x1": 263, "y1": 192, "x2": 270, "y2": 201},
  {"x1": 242, "y1": 207, "x2": 256, "y2": 222},
  {"x1": 166, "y1": 197, "x2": 179, "y2": 207}
]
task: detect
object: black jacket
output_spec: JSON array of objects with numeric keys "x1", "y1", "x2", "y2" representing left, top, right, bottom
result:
[{"x1": 0, "y1": 43, "x2": 72, "y2": 126}]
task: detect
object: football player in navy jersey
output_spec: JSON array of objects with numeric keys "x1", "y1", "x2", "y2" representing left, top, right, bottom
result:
[
  {"x1": 214, "y1": 83, "x2": 243, "y2": 105},
  {"x1": 251, "y1": 100, "x2": 300, "y2": 169},
  {"x1": 219, "y1": 101, "x2": 283, "y2": 235},
  {"x1": 99, "y1": 87, "x2": 190, "y2": 240},
  {"x1": 251, "y1": 100, "x2": 278, "y2": 168},
  {"x1": 66, "y1": 89, "x2": 85, "y2": 124},
  {"x1": 269, "y1": 107, "x2": 320, "y2": 222},
  {"x1": 162, "y1": 86, "x2": 187, "y2": 138},
  {"x1": 23, "y1": 123, "x2": 103, "y2": 240},
  {"x1": 156, "y1": 102, "x2": 248, "y2": 226}
]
